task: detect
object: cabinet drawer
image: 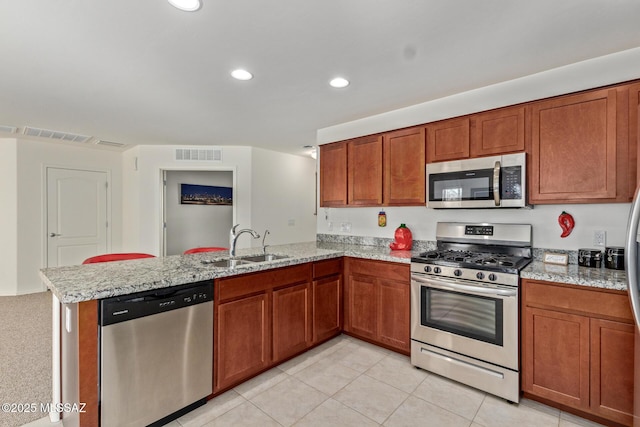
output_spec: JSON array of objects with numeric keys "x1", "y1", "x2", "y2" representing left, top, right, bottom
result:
[
  {"x1": 313, "y1": 258, "x2": 342, "y2": 279},
  {"x1": 346, "y1": 257, "x2": 409, "y2": 283},
  {"x1": 218, "y1": 264, "x2": 311, "y2": 302},
  {"x1": 523, "y1": 279, "x2": 633, "y2": 322}
]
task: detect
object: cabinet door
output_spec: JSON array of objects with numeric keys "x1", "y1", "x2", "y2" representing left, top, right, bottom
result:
[
  {"x1": 590, "y1": 318, "x2": 634, "y2": 425},
  {"x1": 272, "y1": 282, "x2": 312, "y2": 362},
  {"x1": 629, "y1": 83, "x2": 640, "y2": 188},
  {"x1": 530, "y1": 88, "x2": 619, "y2": 203},
  {"x1": 215, "y1": 294, "x2": 270, "y2": 391},
  {"x1": 523, "y1": 307, "x2": 590, "y2": 409},
  {"x1": 313, "y1": 274, "x2": 342, "y2": 343},
  {"x1": 348, "y1": 135, "x2": 383, "y2": 205},
  {"x1": 383, "y1": 127, "x2": 426, "y2": 205},
  {"x1": 377, "y1": 279, "x2": 410, "y2": 354},
  {"x1": 426, "y1": 117, "x2": 470, "y2": 162},
  {"x1": 344, "y1": 274, "x2": 377, "y2": 340},
  {"x1": 471, "y1": 106, "x2": 525, "y2": 157},
  {"x1": 319, "y1": 142, "x2": 348, "y2": 207}
]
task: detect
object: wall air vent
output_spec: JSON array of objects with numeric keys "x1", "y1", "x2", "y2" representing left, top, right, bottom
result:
[
  {"x1": 23, "y1": 126, "x2": 91, "y2": 143},
  {"x1": 95, "y1": 140, "x2": 127, "y2": 148},
  {"x1": 175, "y1": 147, "x2": 223, "y2": 162},
  {"x1": 0, "y1": 125, "x2": 18, "y2": 134}
]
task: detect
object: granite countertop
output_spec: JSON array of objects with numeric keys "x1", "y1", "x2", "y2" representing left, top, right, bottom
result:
[
  {"x1": 40, "y1": 241, "x2": 418, "y2": 303},
  {"x1": 521, "y1": 261, "x2": 628, "y2": 291},
  {"x1": 41, "y1": 240, "x2": 630, "y2": 303}
]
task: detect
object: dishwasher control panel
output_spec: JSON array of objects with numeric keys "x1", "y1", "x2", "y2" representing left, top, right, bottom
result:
[{"x1": 99, "y1": 280, "x2": 213, "y2": 326}]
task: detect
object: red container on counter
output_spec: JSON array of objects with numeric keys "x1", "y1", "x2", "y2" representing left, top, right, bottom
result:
[{"x1": 390, "y1": 224, "x2": 412, "y2": 250}]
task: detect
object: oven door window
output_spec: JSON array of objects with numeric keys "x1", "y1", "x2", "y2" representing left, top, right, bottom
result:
[
  {"x1": 429, "y1": 168, "x2": 495, "y2": 202},
  {"x1": 421, "y1": 286, "x2": 503, "y2": 346}
]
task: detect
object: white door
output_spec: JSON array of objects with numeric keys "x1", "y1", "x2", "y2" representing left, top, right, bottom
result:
[{"x1": 46, "y1": 168, "x2": 109, "y2": 267}]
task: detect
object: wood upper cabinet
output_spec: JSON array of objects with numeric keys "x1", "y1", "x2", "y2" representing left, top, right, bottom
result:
[
  {"x1": 426, "y1": 117, "x2": 470, "y2": 162},
  {"x1": 522, "y1": 279, "x2": 634, "y2": 426},
  {"x1": 529, "y1": 87, "x2": 632, "y2": 203},
  {"x1": 383, "y1": 127, "x2": 426, "y2": 205},
  {"x1": 470, "y1": 106, "x2": 526, "y2": 157},
  {"x1": 629, "y1": 83, "x2": 640, "y2": 188},
  {"x1": 348, "y1": 135, "x2": 383, "y2": 205},
  {"x1": 319, "y1": 142, "x2": 347, "y2": 207},
  {"x1": 343, "y1": 258, "x2": 410, "y2": 354}
]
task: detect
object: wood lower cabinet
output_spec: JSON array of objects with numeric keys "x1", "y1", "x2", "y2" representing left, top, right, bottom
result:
[
  {"x1": 344, "y1": 257, "x2": 410, "y2": 354},
  {"x1": 216, "y1": 293, "x2": 270, "y2": 391},
  {"x1": 312, "y1": 258, "x2": 342, "y2": 343},
  {"x1": 214, "y1": 264, "x2": 312, "y2": 394},
  {"x1": 273, "y1": 282, "x2": 312, "y2": 361},
  {"x1": 522, "y1": 279, "x2": 634, "y2": 426}
]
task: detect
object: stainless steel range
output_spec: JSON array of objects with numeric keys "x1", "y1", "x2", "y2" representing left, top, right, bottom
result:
[{"x1": 410, "y1": 222, "x2": 532, "y2": 403}]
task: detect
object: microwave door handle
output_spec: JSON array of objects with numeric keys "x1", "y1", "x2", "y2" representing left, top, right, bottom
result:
[{"x1": 493, "y1": 160, "x2": 501, "y2": 206}]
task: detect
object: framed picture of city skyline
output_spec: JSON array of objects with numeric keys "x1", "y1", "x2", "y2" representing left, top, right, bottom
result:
[{"x1": 180, "y1": 183, "x2": 233, "y2": 206}]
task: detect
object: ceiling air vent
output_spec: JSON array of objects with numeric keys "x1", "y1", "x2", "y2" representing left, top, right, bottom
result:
[
  {"x1": 95, "y1": 140, "x2": 127, "y2": 148},
  {"x1": 23, "y1": 126, "x2": 91, "y2": 143},
  {"x1": 176, "y1": 147, "x2": 223, "y2": 162},
  {"x1": 0, "y1": 125, "x2": 18, "y2": 134}
]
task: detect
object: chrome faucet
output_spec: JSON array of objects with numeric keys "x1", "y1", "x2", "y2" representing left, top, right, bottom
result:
[
  {"x1": 229, "y1": 224, "x2": 260, "y2": 258},
  {"x1": 262, "y1": 229, "x2": 270, "y2": 255}
]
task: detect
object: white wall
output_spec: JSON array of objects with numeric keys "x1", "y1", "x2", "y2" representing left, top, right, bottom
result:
[
  {"x1": 250, "y1": 148, "x2": 317, "y2": 246},
  {"x1": 165, "y1": 170, "x2": 233, "y2": 255},
  {"x1": 121, "y1": 145, "x2": 317, "y2": 254},
  {"x1": 316, "y1": 48, "x2": 640, "y2": 251},
  {"x1": 0, "y1": 139, "x2": 19, "y2": 295},
  {"x1": 318, "y1": 204, "x2": 631, "y2": 250},
  {"x1": 0, "y1": 138, "x2": 123, "y2": 296}
]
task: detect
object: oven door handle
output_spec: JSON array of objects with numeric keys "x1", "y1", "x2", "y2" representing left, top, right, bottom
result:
[
  {"x1": 493, "y1": 160, "x2": 501, "y2": 206},
  {"x1": 411, "y1": 275, "x2": 517, "y2": 297}
]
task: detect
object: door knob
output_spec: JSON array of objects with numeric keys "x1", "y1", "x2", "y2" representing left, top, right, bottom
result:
[{"x1": 50, "y1": 232, "x2": 62, "y2": 237}]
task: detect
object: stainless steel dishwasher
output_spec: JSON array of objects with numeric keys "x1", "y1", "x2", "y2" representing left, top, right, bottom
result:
[{"x1": 99, "y1": 281, "x2": 213, "y2": 427}]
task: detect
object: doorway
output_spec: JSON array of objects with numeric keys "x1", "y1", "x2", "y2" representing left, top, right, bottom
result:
[
  {"x1": 46, "y1": 167, "x2": 110, "y2": 267},
  {"x1": 162, "y1": 170, "x2": 234, "y2": 256}
]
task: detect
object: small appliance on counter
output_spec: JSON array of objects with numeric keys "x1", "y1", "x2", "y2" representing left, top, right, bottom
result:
[
  {"x1": 605, "y1": 246, "x2": 625, "y2": 270},
  {"x1": 578, "y1": 249, "x2": 603, "y2": 268}
]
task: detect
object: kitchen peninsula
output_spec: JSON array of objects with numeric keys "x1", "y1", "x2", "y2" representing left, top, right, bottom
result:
[{"x1": 40, "y1": 240, "x2": 632, "y2": 427}]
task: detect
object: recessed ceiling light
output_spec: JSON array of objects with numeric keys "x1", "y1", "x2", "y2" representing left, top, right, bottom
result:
[
  {"x1": 329, "y1": 77, "x2": 349, "y2": 88},
  {"x1": 168, "y1": 0, "x2": 201, "y2": 12},
  {"x1": 231, "y1": 69, "x2": 253, "y2": 81}
]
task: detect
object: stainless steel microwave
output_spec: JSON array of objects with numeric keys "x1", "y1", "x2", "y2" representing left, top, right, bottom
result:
[{"x1": 426, "y1": 152, "x2": 526, "y2": 208}]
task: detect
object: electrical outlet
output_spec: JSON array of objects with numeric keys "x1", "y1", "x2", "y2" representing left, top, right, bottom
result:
[
  {"x1": 593, "y1": 230, "x2": 606, "y2": 247},
  {"x1": 340, "y1": 222, "x2": 352, "y2": 233},
  {"x1": 327, "y1": 221, "x2": 333, "y2": 231},
  {"x1": 287, "y1": 219, "x2": 295, "y2": 226}
]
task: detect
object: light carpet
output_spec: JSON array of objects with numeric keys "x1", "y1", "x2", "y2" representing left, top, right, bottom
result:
[{"x1": 0, "y1": 291, "x2": 52, "y2": 427}]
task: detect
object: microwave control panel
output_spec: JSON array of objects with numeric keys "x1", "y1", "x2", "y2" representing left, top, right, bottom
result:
[{"x1": 501, "y1": 166, "x2": 523, "y2": 200}]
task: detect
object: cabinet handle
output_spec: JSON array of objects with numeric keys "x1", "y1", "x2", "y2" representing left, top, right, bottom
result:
[
  {"x1": 50, "y1": 232, "x2": 62, "y2": 237},
  {"x1": 493, "y1": 161, "x2": 501, "y2": 206}
]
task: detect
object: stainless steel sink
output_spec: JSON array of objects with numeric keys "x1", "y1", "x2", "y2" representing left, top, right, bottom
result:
[
  {"x1": 201, "y1": 258, "x2": 254, "y2": 268},
  {"x1": 240, "y1": 254, "x2": 290, "y2": 263}
]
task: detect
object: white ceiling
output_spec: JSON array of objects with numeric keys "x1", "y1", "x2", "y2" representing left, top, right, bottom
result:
[{"x1": 1, "y1": 1, "x2": 639, "y2": 156}]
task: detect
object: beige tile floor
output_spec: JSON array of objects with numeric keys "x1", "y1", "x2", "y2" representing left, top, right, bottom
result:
[
  {"x1": 164, "y1": 335, "x2": 606, "y2": 427},
  {"x1": 21, "y1": 335, "x2": 607, "y2": 427}
]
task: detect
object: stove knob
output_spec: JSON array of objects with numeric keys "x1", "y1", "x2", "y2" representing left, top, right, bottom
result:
[
  {"x1": 424, "y1": 266, "x2": 432, "y2": 273},
  {"x1": 476, "y1": 272, "x2": 485, "y2": 280},
  {"x1": 454, "y1": 269, "x2": 462, "y2": 277},
  {"x1": 488, "y1": 273, "x2": 497, "y2": 281},
  {"x1": 433, "y1": 267, "x2": 441, "y2": 274}
]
